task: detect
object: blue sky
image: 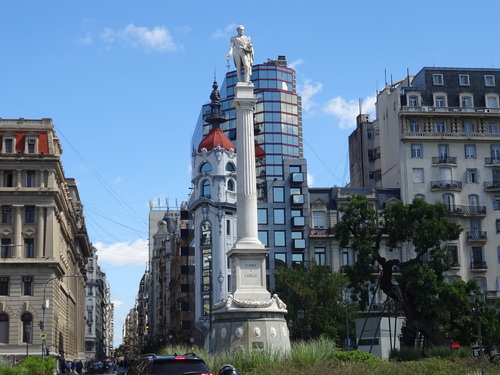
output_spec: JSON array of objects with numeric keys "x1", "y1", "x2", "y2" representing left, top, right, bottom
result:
[{"x1": 2, "y1": 0, "x2": 500, "y2": 348}]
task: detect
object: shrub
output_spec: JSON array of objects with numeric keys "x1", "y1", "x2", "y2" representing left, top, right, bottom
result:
[
  {"x1": 16, "y1": 356, "x2": 56, "y2": 375},
  {"x1": 334, "y1": 350, "x2": 382, "y2": 363}
]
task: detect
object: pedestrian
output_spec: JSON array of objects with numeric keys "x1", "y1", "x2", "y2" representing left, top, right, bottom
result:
[{"x1": 76, "y1": 360, "x2": 83, "y2": 374}]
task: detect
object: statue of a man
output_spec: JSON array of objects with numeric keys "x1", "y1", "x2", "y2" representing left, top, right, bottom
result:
[{"x1": 226, "y1": 25, "x2": 254, "y2": 83}]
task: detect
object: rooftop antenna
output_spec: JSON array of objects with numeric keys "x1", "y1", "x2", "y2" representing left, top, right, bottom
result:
[
  {"x1": 384, "y1": 69, "x2": 387, "y2": 87},
  {"x1": 359, "y1": 98, "x2": 363, "y2": 115}
]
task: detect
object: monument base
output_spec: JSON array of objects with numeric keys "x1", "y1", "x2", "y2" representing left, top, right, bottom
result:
[{"x1": 209, "y1": 297, "x2": 290, "y2": 354}]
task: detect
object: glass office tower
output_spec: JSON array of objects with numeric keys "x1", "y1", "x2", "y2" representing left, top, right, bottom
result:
[{"x1": 192, "y1": 55, "x2": 303, "y2": 188}]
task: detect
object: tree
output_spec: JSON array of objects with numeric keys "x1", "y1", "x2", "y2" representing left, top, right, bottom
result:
[
  {"x1": 273, "y1": 262, "x2": 355, "y2": 344},
  {"x1": 335, "y1": 194, "x2": 465, "y2": 347}
]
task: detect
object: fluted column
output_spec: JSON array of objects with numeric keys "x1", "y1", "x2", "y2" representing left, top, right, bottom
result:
[
  {"x1": 36, "y1": 207, "x2": 45, "y2": 257},
  {"x1": 233, "y1": 83, "x2": 264, "y2": 250}
]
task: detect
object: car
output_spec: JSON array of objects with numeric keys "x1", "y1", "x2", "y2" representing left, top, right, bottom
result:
[
  {"x1": 87, "y1": 361, "x2": 111, "y2": 374},
  {"x1": 126, "y1": 352, "x2": 212, "y2": 375}
]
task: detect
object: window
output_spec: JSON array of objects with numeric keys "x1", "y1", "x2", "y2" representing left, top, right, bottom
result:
[
  {"x1": 471, "y1": 247, "x2": 485, "y2": 269},
  {"x1": 25, "y1": 239, "x2": 34, "y2": 258},
  {"x1": 494, "y1": 196, "x2": 500, "y2": 210},
  {"x1": 463, "y1": 121, "x2": 474, "y2": 133},
  {"x1": 415, "y1": 194, "x2": 425, "y2": 201},
  {"x1": 459, "y1": 74, "x2": 470, "y2": 86},
  {"x1": 273, "y1": 209, "x2": 285, "y2": 225},
  {"x1": 257, "y1": 208, "x2": 267, "y2": 224},
  {"x1": 1, "y1": 239, "x2": 11, "y2": 258},
  {"x1": 486, "y1": 96, "x2": 499, "y2": 108},
  {"x1": 488, "y1": 122, "x2": 499, "y2": 134},
  {"x1": 227, "y1": 179, "x2": 235, "y2": 191},
  {"x1": 461, "y1": 95, "x2": 473, "y2": 108},
  {"x1": 409, "y1": 96, "x2": 418, "y2": 106},
  {"x1": 411, "y1": 144, "x2": 423, "y2": 158},
  {"x1": 201, "y1": 221, "x2": 211, "y2": 246},
  {"x1": 273, "y1": 187, "x2": 284, "y2": 202},
  {"x1": 258, "y1": 231, "x2": 268, "y2": 246},
  {"x1": 26, "y1": 171, "x2": 36, "y2": 187},
  {"x1": 289, "y1": 165, "x2": 301, "y2": 173},
  {"x1": 201, "y1": 180, "x2": 211, "y2": 198},
  {"x1": 465, "y1": 144, "x2": 476, "y2": 159},
  {"x1": 4, "y1": 139, "x2": 13, "y2": 153},
  {"x1": 274, "y1": 231, "x2": 286, "y2": 247},
  {"x1": 199, "y1": 162, "x2": 212, "y2": 173},
  {"x1": 21, "y1": 313, "x2": 32, "y2": 343},
  {"x1": 22, "y1": 276, "x2": 33, "y2": 295},
  {"x1": 312, "y1": 211, "x2": 326, "y2": 228},
  {"x1": 409, "y1": 120, "x2": 420, "y2": 132},
  {"x1": 0, "y1": 277, "x2": 8, "y2": 296},
  {"x1": 3, "y1": 171, "x2": 13, "y2": 187},
  {"x1": 225, "y1": 162, "x2": 235, "y2": 172},
  {"x1": 0, "y1": 313, "x2": 8, "y2": 344},
  {"x1": 342, "y1": 248, "x2": 351, "y2": 266},
  {"x1": 274, "y1": 253, "x2": 286, "y2": 268},
  {"x1": 412, "y1": 168, "x2": 424, "y2": 183},
  {"x1": 315, "y1": 248, "x2": 326, "y2": 266},
  {"x1": 434, "y1": 121, "x2": 446, "y2": 133},
  {"x1": 292, "y1": 253, "x2": 304, "y2": 268},
  {"x1": 485, "y1": 75, "x2": 495, "y2": 87},
  {"x1": 435, "y1": 96, "x2": 446, "y2": 107},
  {"x1": 496, "y1": 220, "x2": 500, "y2": 233},
  {"x1": 2, "y1": 206, "x2": 12, "y2": 223},
  {"x1": 433, "y1": 74, "x2": 443, "y2": 85},
  {"x1": 25, "y1": 206, "x2": 35, "y2": 223},
  {"x1": 467, "y1": 169, "x2": 478, "y2": 183},
  {"x1": 447, "y1": 245, "x2": 459, "y2": 267},
  {"x1": 442, "y1": 194, "x2": 454, "y2": 208}
]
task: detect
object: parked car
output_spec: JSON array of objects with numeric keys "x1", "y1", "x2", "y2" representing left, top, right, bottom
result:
[
  {"x1": 126, "y1": 353, "x2": 212, "y2": 375},
  {"x1": 87, "y1": 361, "x2": 108, "y2": 374}
]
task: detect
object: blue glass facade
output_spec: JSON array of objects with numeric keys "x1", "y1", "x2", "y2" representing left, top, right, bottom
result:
[{"x1": 193, "y1": 56, "x2": 303, "y2": 185}]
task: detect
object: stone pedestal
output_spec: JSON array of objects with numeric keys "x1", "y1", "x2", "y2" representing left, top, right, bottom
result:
[{"x1": 209, "y1": 82, "x2": 290, "y2": 354}]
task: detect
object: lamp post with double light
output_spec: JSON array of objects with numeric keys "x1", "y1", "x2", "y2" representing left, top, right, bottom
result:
[{"x1": 41, "y1": 275, "x2": 85, "y2": 359}]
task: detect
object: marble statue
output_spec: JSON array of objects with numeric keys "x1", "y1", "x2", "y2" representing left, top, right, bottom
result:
[{"x1": 226, "y1": 25, "x2": 254, "y2": 83}]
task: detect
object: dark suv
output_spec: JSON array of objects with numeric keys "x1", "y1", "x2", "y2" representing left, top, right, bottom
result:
[{"x1": 126, "y1": 353, "x2": 212, "y2": 375}]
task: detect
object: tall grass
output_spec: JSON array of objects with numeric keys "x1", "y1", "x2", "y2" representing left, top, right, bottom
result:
[{"x1": 157, "y1": 339, "x2": 496, "y2": 375}]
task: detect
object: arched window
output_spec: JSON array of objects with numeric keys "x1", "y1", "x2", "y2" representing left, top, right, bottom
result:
[
  {"x1": 201, "y1": 180, "x2": 211, "y2": 198},
  {"x1": 200, "y1": 162, "x2": 212, "y2": 173},
  {"x1": 227, "y1": 179, "x2": 235, "y2": 191},
  {"x1": 414, "y1": 194, "x2": 425, "y2": 201},
  {"x1": 201, "y1": 221, "x2": 211, "y2": 246},
  {"x1": 225, "y1": 162, "x2": 235, "y2": 172},
  {"x1": 0, "y1": 313, "x2": 8, "y2": 344},
  {"x1": 21, "y1": 312, "x2": 32, "y2": 343}
]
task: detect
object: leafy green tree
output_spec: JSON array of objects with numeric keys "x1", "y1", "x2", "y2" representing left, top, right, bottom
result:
[
  {"x1": 273, "y1": 262, "x2": 355, "y2": 344},
  {"x1": 334, "y1": 194, "x2": 466, "y2": 347}
]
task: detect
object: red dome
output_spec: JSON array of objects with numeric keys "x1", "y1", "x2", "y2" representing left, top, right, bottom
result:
[{"x1": 198, "y1": 127, "x2": 235, "y2": 153}]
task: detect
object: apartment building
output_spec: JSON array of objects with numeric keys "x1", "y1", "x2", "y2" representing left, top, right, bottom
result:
[{"x1": 349, "y1": 67, "x2": 500, "y2": 298}]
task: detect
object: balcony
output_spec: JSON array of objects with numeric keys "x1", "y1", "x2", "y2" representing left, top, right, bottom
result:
[
  {"x1": 291, "y1": 194, "x2": 305, "y2": 205},
  {"x1": 466, "y1": 231, "x2": 487, "y2": 242},
  {"x1": 484, "y1": 181, "x2": 500, "y2": 192},
  {"x1": 293, "y1": 239, "x2": 306, "y2": 250},
  {"x1": 470, "y1": 260, "x2": 488, "y2": 271},
  {"x1": 309, "y1": 227, "x2": 334, "y2": 237},
  {"x1": 290, "y1": 172, "x2": 305, "y2": 184},
  {"x1": 292, "y1": 216, "x2": 305, "y2": 227},
  {"x1": 432, "y1": 156, "x2": 457, "y2": 166},
  {"x1": 485, "y1": 157, "x2": 500, "y2": 166},
  {"x1": 430, "y1": 180, "x2": 462, "y2": 192},
  {"x1": 447, "y1": 205, "x2": 486, "y2": 216}
]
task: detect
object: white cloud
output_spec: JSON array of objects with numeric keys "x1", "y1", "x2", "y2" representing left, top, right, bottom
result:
[
  {"x1": 297, "y1": 79, "x2": 323, "y2": 111},
  {"x1": 112, "y1": 300, "x2": 124, "y2": 309},
  {"x1": 76, "y1": 32, "x2": 92, "y2": 45},
  {"x1": 307, "y1": 172, "x2": 315, "y2": 187},
  {"x1": 288, "y1": 59, "x2": 303, "y2": 70},
  {"x1": 323, "y1": 95, "x2": 376, "y2": 130},
  {"x1": 114, "y1": 176, "x2": 123, "y2": 184},
  {"x1": 94, "y1": 239, "x2": 148, "y2": 267},
  {"x1": 100, "y1": 24, "x2": 181, "y2": 52},
  {"x1": 211, "y1": 23, "x2": 238, "y2": 39}
]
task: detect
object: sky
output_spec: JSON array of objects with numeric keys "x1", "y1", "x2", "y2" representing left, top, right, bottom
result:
[{"x1": 2, "y1": 0, "x2": 500, "y2": 348}]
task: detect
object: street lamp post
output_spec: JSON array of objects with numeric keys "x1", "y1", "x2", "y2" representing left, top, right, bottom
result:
[
  {"x1": 41, "y1": 275, "x2": 85, "y2": 359},
  {"x1": 468, "y1": 290, "x2": 486, "y2": 374}
]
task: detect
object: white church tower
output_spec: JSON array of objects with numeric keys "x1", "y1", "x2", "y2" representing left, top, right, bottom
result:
[{"x1": 189, "y1": 82, "x2": 238, "y2": 344}]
